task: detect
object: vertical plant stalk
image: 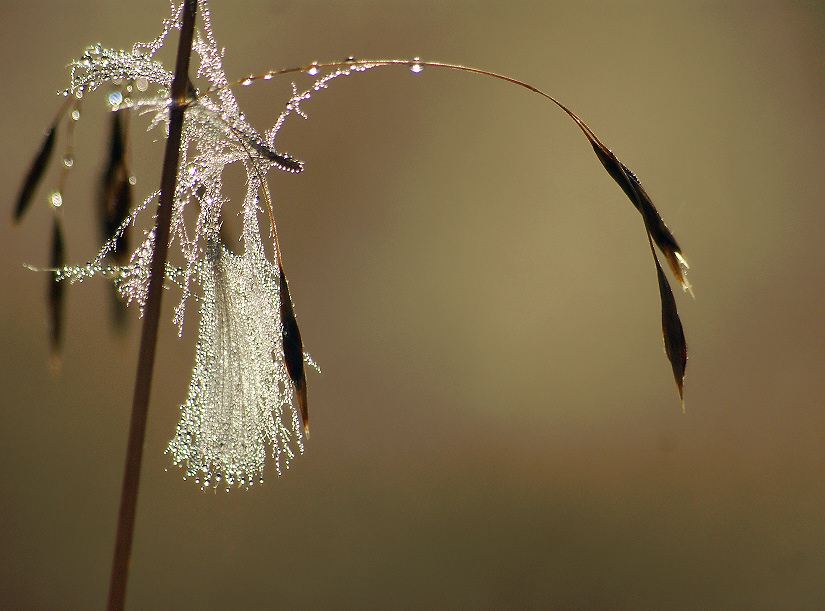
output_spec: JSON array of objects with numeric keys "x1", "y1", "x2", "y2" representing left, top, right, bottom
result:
[{"x1": 107, "y1": 1, "x2": 197, "y2": 609}]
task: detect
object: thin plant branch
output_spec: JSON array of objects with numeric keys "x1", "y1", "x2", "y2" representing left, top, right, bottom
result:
[
  {"x1": 106, "y1": 1, "x2": 197, "y2": 608},
  {"x1": 209, "y1": 57, "x2": 692, "y2": 402}
]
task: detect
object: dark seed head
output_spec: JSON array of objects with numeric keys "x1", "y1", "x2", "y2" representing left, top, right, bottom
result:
[
  {"x1": 279, "y1": 269, "x2": 308, "y2": 430},
  {"x1": 14, "y1": 126, "x2": 57, "y2": 223}
]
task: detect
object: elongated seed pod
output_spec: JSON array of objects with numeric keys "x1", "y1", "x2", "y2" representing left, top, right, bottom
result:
[
  {"x1": 15, "y1": 126, "x2": 57, "y2": 223},
  {"x1": 279, "y1": 268, "x2": 308, "y2": 432}
]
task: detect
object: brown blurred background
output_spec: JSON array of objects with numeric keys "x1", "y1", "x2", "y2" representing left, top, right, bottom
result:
[{"x1": 2, "y1": 1, "x2": 824, "y2": 608}]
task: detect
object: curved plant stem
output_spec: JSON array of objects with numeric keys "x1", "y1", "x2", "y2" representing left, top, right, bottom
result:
[{"x1": 106, "y1": 1, "x2": 197, "y2": 608}]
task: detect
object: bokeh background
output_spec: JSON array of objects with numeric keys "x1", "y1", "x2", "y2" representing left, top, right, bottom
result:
[{"x1": 2, "y1": 1, "x2": 824, "y2": 608}]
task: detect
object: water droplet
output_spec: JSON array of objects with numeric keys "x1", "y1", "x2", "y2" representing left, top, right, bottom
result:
[
  {"x1": 263, "y1": 72, "x2": 274, "y2": 81},
  {"x1": 128, "y1": 176, "x2": 137, "y2": 186},
  {"x1": 242, "y1": 77, "x2": 253, "y2": 86},
  {"x1": 71, "y1": 109, "x2": 81, "y2": 121},
  {"x1": 135, "y1": 78, "x2": 148, "y2": 92},
  {"x1": 63, "y1": 156, "x2": 73, "y2": 168},
  {"x1": 108, "y1": 91, "x2": 123, "y2": 107},
  {"x1": 307, "y1": 63, "x2": 319, "y2": 76},
  {"x1": 49, "y1": 192, "x2": 63, "y2": 208},
  {"x1": 410, "y1": 58, "x2": 423, "y2": 73}
]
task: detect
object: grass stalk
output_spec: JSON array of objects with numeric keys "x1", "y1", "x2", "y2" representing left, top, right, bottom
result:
[{"x1": 106, "y1": 1, "x2": 197, "y2": 608}]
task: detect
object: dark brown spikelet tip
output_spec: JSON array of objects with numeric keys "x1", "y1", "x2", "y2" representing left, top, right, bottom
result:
[
  {"x1": 279, "y1": 268, "x2": 308, "y2": 433},
  {"x1": 48, "y1": 217, "x2": 66, "y2": 362},
  {"x1": 589, "y1": 142, "x2": 691, "y2": 295},
  {"x1": 14, "y1": 126, "x2": 57, "y2": 223},
  {"x1": 249, "y1": 140, "x2": 304, "y2": 173},
  {"x1": 654, "y1": 250, "x2": 687, "y2": 410},
  {"x1": 616, "y1": 159, "x2": 691, "y2": 295}
]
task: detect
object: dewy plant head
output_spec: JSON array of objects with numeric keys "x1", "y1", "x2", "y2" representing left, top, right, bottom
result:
[{"x1": 14, "y1": 0, "x2": 692, "y2": 491}]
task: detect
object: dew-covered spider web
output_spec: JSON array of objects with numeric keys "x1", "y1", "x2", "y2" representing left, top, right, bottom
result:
[{"x1": 166, "y1": 191, "x2": 303, "y2": 488}]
